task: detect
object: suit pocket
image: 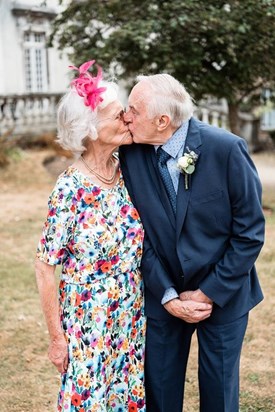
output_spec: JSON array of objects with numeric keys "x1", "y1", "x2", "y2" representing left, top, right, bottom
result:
[{"x1": 190, "y1": 189, "x2": 224, "y2": 205}]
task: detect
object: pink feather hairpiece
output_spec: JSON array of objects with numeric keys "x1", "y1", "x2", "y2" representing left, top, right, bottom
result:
[{"x1": 69, "y1": 60, "x2": 106, "y2": 111}]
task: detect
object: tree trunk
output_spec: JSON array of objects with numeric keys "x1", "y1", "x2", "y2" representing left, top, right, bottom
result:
[
  {"x1": 228, "y1": 102, "x2": 241, "y2": 136},
  {"x1": 228, "y1": 102, "x2": 261, "y2": 150}
]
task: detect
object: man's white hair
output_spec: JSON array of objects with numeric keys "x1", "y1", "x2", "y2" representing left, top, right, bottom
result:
[
  {"x1": 56, "y1": 81, "x2": 118, "y2": 154},
  {"x1": 137, "y1": 74, "x2": 194, "y2": 128}
]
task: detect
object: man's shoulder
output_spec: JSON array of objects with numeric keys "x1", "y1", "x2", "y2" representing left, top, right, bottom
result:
[{"x1": 193, "y1": 118, "x2": 244, "y2": 147}]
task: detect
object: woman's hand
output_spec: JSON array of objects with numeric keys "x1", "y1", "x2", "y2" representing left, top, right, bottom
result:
[
  {"x1": 48, "y1": 334, "x2": 68, "y2": 374},
  {"x1": 35, "y1": 259, "x2": 69, "y2": 374}
]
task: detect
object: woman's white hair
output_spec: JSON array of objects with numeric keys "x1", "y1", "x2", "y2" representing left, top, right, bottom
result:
[
  {"x1": 136, "y1": 74, "x2": 194, "y2": 128},
  {"x1": 56, "y1": 80, "x2": 118, "y2": 154}
]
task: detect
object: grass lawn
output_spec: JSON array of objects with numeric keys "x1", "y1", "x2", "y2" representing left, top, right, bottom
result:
[{"x1": 0, "y1": 149, "x2": 274, "y2": 411}]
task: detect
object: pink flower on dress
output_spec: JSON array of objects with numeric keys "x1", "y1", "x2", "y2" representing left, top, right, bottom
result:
[
  {"x1": 92, "y1": 186, "x2": 101, "y2": 196},
  {"x1": 81, "y1": 389, "x2": 91, "y2": 401},
  {"x1": 111, "y1": 255, "x2": 119, "y2": 265},
  {"x1": 48, "y1": 207, "x2": 56, "y2": 217},
  {"x1": 105, "y1": 336, "x2": 112, "y2": 347},
  {"x1": 81, "y1": 290, "x2": 91, "y2": 301},
  {"x1": 76, "y1": 187, "x2": 85, "y2": 200},
  {"x1": 126, "y1": 228, "x2": 138, "y2": 239},
  {"x1": 120, "y1": 205, "x2": 130, "y2": 217},
  {"x1": 90, "y1": 333, "x2": 99, "y2": 348}
]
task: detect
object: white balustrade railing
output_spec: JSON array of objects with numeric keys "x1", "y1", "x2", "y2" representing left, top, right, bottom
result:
[
  {"x1": 1, "y1": 94, "x2": 273, "y2": 141},
  {"x1": 194, "y1": 106, "x2": 229, "y2": 130},
  {"x1": 0, "y1": 93, "x2": 62, "y2": 136}
]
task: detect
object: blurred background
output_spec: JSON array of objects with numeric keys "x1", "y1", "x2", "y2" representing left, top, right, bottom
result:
[{"x1": 0, "y1": 1, "x2": 274, "y2": 411}]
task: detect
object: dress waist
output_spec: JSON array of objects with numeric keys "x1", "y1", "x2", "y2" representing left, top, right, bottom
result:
[{"x1": 60, "y1": 266, "x2": 141, "y2": 285}]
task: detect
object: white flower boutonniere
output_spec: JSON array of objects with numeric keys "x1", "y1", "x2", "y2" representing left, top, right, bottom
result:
[{"x1": 177, "y1": 147, "x2": 199, "y2": 190}]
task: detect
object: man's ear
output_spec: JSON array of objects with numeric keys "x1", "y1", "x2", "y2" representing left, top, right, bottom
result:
[{"x1": 156, "y1": 115, "x2": 171, "y2": 131}]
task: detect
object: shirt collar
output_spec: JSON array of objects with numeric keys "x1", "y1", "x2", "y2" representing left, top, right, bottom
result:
[{"x1": 155, "y1": 120, "x2": 189, "y2": 159}]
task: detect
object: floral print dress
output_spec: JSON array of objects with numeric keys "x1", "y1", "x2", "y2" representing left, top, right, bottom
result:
[{"x1": 37, "y1": 166, "x2": 146, "y2": 412}]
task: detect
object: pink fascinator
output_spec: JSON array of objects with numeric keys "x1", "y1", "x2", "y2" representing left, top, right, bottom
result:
[{"x1": 69, "y1": 60, "x2": 106, "y2": 111}]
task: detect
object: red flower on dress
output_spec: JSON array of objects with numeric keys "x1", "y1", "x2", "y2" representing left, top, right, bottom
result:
[
  {"x1": 71, "y1": 392, "x2": 82, "y2": 406},
  {"x1": 75, "y1": 293, "x2": 82, "y2": 307},
  {"x1": 75, "y1": 308, "x2": 84, "y2": 319},
  {"x1": 84, "y1": 193, "x2": 95, "y2": 205},
  {"x1": 130, "y1": 208, "x2": 139, "y2": 220},
  {"x1": 106, "y1": 319, "x2": 113, "y2": 329},
  {"x1": 128, "y1": 401, "x2": 138, "y2": 412},
  {"x1": 101, "y1": 261, "x2": 112, "y2": 273}
]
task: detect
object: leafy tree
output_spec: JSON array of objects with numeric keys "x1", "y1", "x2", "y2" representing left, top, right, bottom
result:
[{"x1": 50, "y1": 0, "x2": 275, "y2": 134}]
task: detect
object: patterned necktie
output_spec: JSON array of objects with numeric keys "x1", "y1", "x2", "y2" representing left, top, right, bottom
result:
[{"x1": 156, "y1": 147, "x2": 177, "y2": 215}]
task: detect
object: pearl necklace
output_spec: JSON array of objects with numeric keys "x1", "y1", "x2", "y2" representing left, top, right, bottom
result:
[{"x1": 80, "y1": 155, "x2": 117, "y2": 185}]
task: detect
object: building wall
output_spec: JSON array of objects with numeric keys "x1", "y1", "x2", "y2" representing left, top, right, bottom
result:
[
  {"x1": 0, "y1": 0, "x2": 70, "y2": 95},
  {"x1": 0, "y1": 2, "x2": 4, "y2": 93},
  {"x1": 0, "y1": 0, "x2": 20, "y2": 93}
]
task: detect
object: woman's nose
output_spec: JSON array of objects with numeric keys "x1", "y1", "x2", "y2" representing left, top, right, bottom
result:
[{"x1": 123, "y1": 110, "x2": 132, "y2": 124}]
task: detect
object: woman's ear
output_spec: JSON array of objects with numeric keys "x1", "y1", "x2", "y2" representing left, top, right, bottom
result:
[{"x1": 156, "y1": 114, "x2": 171, "y2": 131}]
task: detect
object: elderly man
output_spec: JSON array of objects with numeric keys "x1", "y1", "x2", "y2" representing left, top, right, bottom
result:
[{"x1": 120, "y1": 73, "x2": 265, "y2": 412}]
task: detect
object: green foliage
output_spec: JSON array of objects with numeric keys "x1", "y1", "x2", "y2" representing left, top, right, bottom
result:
[{"x1": 50, "y1": 0, "x2": 275, "y2": 106}]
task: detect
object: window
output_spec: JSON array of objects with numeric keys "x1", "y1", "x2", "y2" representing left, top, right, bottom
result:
[
  {"x1": 23, "y1": 31, "x2": 48, "y2": 92},
  {"x1": 261, "y1": 89, "x2": 275, "y2": 131}
]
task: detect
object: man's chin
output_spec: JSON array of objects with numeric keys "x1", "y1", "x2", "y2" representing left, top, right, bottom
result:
[
  {"x1": 120, "y1": 137, "x2": 134, "y2": 146},
  {"x1": 133, "y1": 135, "x2": 143, "y2": 144},
  {"x1": 130, "y1": 131, "x2": 145, "y2": 144}
]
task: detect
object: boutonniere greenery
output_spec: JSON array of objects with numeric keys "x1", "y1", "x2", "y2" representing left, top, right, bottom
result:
[{"x1": 177, "y1": 147, "x2": 199, "y2": 190}]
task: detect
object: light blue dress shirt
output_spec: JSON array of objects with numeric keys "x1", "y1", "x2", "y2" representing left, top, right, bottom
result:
[{"x1": 154, "y1": 120, "x2": 189, "y2": 305}]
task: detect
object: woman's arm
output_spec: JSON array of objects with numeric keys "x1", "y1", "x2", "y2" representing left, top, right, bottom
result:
[{"x1": 35, "y1": 258, "x2": 68, "y2": 374}]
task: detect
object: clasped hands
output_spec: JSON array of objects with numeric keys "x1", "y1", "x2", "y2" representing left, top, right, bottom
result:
[{"x1": 164, "y1": 289, "x2": 213, "y2": 323}]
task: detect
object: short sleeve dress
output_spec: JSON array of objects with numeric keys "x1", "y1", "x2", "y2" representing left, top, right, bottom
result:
[{"x1": 37, "y1": 166, "x2": 146, "y2": 412}]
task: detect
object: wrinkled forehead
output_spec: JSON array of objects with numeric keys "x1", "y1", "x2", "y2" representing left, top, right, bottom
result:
[
  {"x1": 99, "y1": 99, "x2": 123, "y2": 117},
  {"x1": 129, "y1": 82, "x2": 151, "y2": 107}
]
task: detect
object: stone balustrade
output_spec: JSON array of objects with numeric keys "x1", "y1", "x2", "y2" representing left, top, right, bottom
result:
[
  {"x1": 0, "y1": 94, "x2": 229, "y2": 138},
  {"x1": 0, "y1": 93, "x2": 62, "y2": 136},
  {"x1": 1, "y1": 94, "x2": 272, "y2": 144},
  {"x1": 195, "y1": 106, "x2": 229, "y2": 130}
]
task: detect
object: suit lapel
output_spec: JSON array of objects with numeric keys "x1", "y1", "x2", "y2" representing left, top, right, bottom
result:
[
  {"x1": 145, "y1": 145, "x2": 176, "y2": 230},
  {"x1": 176, "y1": 118, "x2": 202, "y2": 240}
]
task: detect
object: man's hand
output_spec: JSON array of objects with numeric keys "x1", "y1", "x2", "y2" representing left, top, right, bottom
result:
[
  {"x1": 164, "y1": 298, "x2": 213, "y2": 323},
  {"x1": 180, "y1": 289, "x2": 213, "y2": 305},
  {"x1": 48, "y1": 334, "x2": 68, "y2": 374}
]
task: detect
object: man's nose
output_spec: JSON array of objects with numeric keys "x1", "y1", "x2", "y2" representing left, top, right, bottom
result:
[{"x1": 123, "y1": 109, "x2": 132, "y2": 124}]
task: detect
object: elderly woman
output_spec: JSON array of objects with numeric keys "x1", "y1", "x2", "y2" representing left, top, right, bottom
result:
[{"x1": 35, "y1": 61, "x2": 146, "y2": 412}]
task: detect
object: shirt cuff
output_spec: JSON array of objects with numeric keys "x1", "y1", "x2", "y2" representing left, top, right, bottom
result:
[{"x1": 161, "y1": 287, "x2": 179, "y2": 305}]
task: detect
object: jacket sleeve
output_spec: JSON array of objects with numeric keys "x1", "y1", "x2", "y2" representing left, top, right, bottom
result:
[
  {"x1": 199, "y1": 138, "x2": 265, "y2": 307},
  {"x1": 119, "y1": 147, "x2": 176, "y2": 302},
  {"x1": 141, "y1": 233, "x2": 177, "y2": 302}
]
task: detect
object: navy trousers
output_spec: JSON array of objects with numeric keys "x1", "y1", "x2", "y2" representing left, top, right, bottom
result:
[{"x1": 145, "y1": 314, "x2": 248, "y2": 412}]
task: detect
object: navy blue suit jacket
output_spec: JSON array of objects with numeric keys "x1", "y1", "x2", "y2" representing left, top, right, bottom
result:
[{"x1": 120, "y1": 118, "x2": 265, "y2": 324}]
